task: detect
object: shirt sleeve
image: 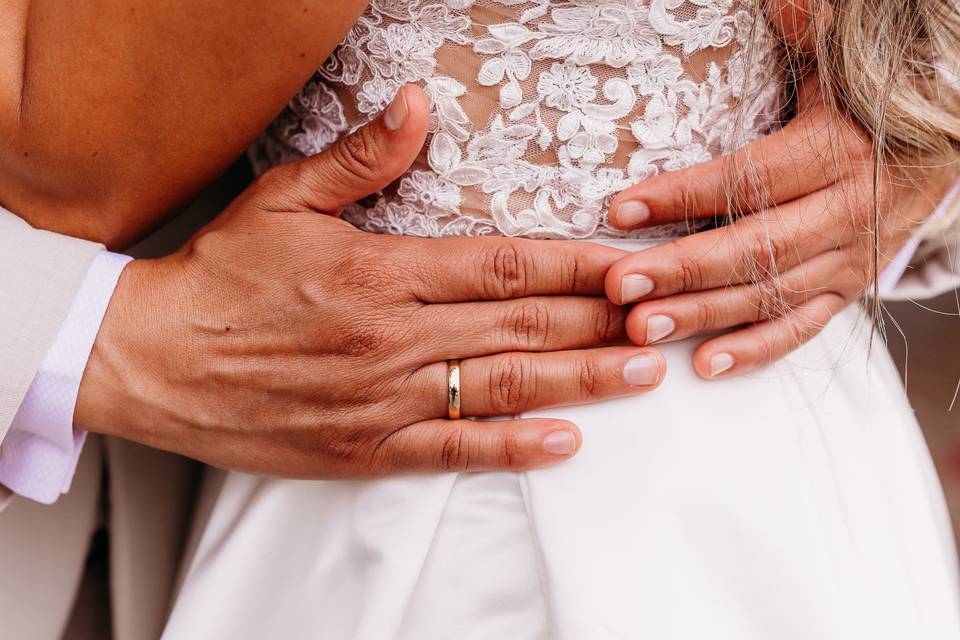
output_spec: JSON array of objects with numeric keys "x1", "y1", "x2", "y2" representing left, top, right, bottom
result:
[{"x1": 0, "y1": 250, "x2": 132, "y2": 504}]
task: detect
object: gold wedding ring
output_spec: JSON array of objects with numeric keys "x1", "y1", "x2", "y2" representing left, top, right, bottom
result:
[{"x1": 447, "y1": 360, "x2": 462, "y2": 420}]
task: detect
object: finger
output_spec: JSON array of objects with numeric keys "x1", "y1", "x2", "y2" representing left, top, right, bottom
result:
[
  {"x1": 691, "y1": 293, "x2": 850, "y2": 379},
  {"x1": 623, "y1": 251, "x2": 864, "y2": 345},
  {"x1": 605, "y1": 185, "x2": 866, "y2": 304},
  {"x1": 418, "y1": 296, "x2": 627, "y2": 361},
  {"x1": 401, "y1": 235, "x2": 627, "y2": 302},
  {"x1": 607, "y1": 103, "x2": 870, "y2": 229},
  {"x1": 261, "y1": 84, "x2": 431, "y2": 213},
  {"x1": 374, "y1": 417, "x2": 584, "y2": 473},
  {"x1": 411, "y1": 347, "x2": 665, "y2": 420}
]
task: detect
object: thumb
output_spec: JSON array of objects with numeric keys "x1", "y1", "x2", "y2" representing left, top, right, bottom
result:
[{"x1": 275, "y1": 84, "x2": 430, "y2": 214}]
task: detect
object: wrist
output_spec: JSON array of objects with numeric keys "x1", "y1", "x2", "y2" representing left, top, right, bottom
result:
[{"x1": 74, "y1": 258, "x2": 183, "y2": 441}]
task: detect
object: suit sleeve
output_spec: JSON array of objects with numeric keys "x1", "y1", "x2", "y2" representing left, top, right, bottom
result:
[{"x1": 0, "y1": 208, "x2": 103, "y2": 445}]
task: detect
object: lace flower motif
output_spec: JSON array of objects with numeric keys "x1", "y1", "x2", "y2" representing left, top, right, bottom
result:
[
  {"x1": 397, "y1": 171, "x2": 464, "y2": 217},
  {"x1": 367, "y1": 23, "x2": 439, "y2": 82},
  {"x1": 276, "y1": 81, "x2": 348, "y2": 157},
  {"x1": 251, "y1": 0, "x2": 782, "y2": 241},
  {"x1": 627, "y1": 52, "x2": 686, "y2": 96},
  {"x1": 532, "y1": 0, "x2": 660, "y2": 67},
  {"x1": 357, "y1": 76, "x2": 401, "y2": 116},
  {"x1": 537, "y1": 62, "x2": 598, "y2": 112}
]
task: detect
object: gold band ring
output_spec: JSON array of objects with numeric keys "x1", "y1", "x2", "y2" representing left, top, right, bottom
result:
[{"x1": 447, "y1": 360, "x2": 462, "y2": 420}]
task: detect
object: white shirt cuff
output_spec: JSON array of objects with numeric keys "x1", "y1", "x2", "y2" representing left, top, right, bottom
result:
[{"x1": 0, "y1": 250, "x2": 131, "y2": 504}]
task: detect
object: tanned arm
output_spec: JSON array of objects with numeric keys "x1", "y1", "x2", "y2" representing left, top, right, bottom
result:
[{"x1": 0, "y1": 0, "x2": 367, "y2": 247}]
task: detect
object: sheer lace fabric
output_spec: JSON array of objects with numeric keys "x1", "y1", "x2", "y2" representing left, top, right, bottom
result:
[{"x1": 251, "y1": 0, "x2": 782, "y2": 240}]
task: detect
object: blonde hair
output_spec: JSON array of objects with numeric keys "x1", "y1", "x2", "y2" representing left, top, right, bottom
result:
[
  {"x1": 808, "y1": 0, "x2": 960, "y2": 314},
  {"x1": 810, "y1": 0, "x2": 960, "y2": 171}
]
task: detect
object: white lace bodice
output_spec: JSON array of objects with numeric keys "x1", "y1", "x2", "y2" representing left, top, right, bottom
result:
[{"x1": 251, "y1": 0, "x2": 783, "y2": 240}]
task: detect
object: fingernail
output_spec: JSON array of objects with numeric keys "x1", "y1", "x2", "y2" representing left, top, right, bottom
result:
[
  {"x1": 624, "y1": 354, "x2": 661, "y2": 387},
  {"x1": 384, "y1": 89, "x2": 408, "y2": 131},
  {"x1": 710, "y1": 353, "x2": 736, "y2": 377},
  {"x1": 616, "y1": 201, "x2": 650, "y2": 227},
  {"x1": 542, "y1": 431, "x2": 578, "y2": 456},
  {"x1": 646, "y1": 315, "x2": 676, "y2": 344},
  {"x1": 620, "y1": 274, "x2": 654, "y2": 303}
]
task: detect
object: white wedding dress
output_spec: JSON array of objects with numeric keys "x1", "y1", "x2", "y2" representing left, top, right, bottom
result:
[{"x1": 164, "y1": 1, "x2": 960, "y2": 638}]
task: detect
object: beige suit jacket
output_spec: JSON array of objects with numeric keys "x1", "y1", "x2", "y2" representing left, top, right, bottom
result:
[{"x1": 0, "y1": 208, "x2": 101, "y2": 441}]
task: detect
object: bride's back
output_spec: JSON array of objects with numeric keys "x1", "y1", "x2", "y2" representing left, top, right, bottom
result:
[{"x1": 252, "y1": 0, "x2": 781, "y2": 240}]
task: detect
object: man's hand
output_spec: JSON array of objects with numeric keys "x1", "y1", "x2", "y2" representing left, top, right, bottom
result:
[
  {"x1": 604, "y1": 78, "x2": 948, "y2": 379},
  {"x1": 74, "y1": 86, "x2": 666, "y2": 478}
]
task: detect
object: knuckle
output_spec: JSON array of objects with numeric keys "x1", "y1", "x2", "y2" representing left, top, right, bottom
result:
[
  {"x1": 437, "y1": 429, "x2": 468, "y2": 471},
  {"x1": 497, "y1": 432, "x2": 522, "y2": 469},
  {"x1": 671, "y1": 184, "x2": 691, "y2": 219},
  {"x1": 692, "y1": 297, "x2": 722, "y2": 331},
  {"x1": 503, "y1": 300, "x2": 550, "y2": 350},
  {"x1": 481, "y1": 242, "x2": 534, "y2": 299},
  {"x1": 336, "y1": 249, "x2": 393, "y2": 295},
  {"x1": 332, "y1": 127, "x2": 384, "y2": 183},
  {"x1": 768, "y1": 234, "x2": 792, "y2": 273},
  {"x1": 437, "y1": 429, "x2": 519, "y2": 471},
  {"x1": 753, "y1": 277, "x2": 789, "y2": 320},
  {"x1": 558, "y1": 250, "x2": 586, "y2": 291},
  {"x1": 734, "y1": 162, "x2": 776, "y2": 211},
  {"x1": 341, "y1": 324, "x2": 389, "y2": 357},
  {"x1": 747, "y1": 229, "x2": 790, "y2": 276},
  {"x1": 677, "y1": 255, "x2": 705, "y2": 292},
  {"x1": 576, "y1": 356, "x2": 605, "y2": 399},
  {"x1": 593, "y1": 302, "x2": 625, "y2": 343},
  {"x1": 488, "y1": 354, "x2": 535, "y2": 414}
]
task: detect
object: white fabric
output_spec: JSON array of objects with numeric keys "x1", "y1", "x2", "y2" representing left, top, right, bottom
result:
[
  {"x1": 251, "y1": 0, "x2": 782, "y2": 240},
  {"x1": 0, "y1": 250, "x2": 131, "y2": 504},
  {"x1": 165, "y1": 283, "x2": 960, "y2": 639}
]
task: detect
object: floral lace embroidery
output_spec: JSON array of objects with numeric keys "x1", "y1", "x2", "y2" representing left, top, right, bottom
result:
[{"x1": 251, "y1": 0, "x2": 782, "y2": 240}]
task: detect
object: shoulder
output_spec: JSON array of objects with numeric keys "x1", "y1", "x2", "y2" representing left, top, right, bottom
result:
[{"x1": 0, "y1": 0, "x2": 29, "y2": 135}]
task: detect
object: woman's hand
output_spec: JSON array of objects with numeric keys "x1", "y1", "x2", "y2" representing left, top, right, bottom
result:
[{"x1": 604, "y1": 82, "x2": 950, "y2": 380}]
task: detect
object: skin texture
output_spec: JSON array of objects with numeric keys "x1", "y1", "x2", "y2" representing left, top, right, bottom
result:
[
  {"x1": 0, "y1": 0, "x2": 369, "y2": 247},
  {"x1": 74, "y1": 87, "x2": 667, "y2": 477},
  {"x1": 606, "y1": 76, "x2": 950, "y2": 379}
]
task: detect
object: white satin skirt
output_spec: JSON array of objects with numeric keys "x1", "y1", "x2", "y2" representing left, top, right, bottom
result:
[{"x1": 164, "y1": 307, "x2": 960, "y2": 640}]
